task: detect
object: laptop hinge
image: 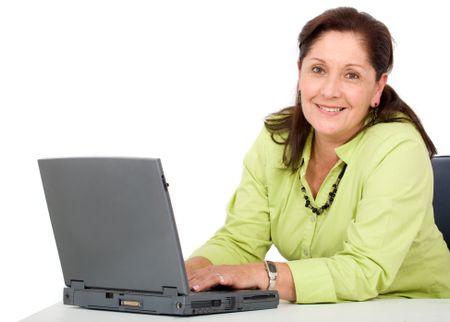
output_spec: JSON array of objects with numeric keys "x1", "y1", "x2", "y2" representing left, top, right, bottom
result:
[
  {"x1": 163, "y1": 286, "x2": 178, "y2": 296},
  {"x1": 69, "y1": 280, "x2": 86, "y2": 290}
]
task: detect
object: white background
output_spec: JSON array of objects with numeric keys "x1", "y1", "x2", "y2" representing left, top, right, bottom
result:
[{"x1": 1, "y1": 1, "x2": 449, "y2": 321}]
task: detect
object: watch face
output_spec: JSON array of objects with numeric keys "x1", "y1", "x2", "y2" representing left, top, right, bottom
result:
[{"x1": 267, "y1": 261, "x2": 277, "y2": 273}]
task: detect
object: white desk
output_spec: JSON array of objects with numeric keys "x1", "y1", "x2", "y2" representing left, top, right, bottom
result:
[{"x1": 20, "y1": 299, "x2": 450, "y2": 322}]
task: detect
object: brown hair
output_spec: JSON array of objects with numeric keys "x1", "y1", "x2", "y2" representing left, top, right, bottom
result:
[{"x1": 265, "y1": 7, "x2": 437, "y2": 171}]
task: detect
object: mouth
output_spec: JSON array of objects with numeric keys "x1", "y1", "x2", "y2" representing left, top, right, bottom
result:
[{"x1": 316, "y1": 104, "x2": 346, "y2": 113}]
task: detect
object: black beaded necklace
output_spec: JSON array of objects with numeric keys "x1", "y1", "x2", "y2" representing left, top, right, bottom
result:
[{"x1": 300, "y1": 164, "x2": 347, "y2": 215}]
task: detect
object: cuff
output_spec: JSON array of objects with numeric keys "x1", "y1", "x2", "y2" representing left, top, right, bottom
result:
[{"x1": 287, "y1": 258, "x2": 337, "y2": 303}]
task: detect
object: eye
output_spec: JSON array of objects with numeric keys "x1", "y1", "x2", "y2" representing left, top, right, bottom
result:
[
  {"x1": 312, "y1": 66, "x2": 325, "y2": 74},
  {"x1": 345, "y1": 72, "x2": 360, "y2": 80}
]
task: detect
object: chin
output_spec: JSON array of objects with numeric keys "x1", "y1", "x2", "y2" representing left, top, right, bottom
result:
[{"x1": 311, "y1": 123, "x2": 341, "y2": 136}]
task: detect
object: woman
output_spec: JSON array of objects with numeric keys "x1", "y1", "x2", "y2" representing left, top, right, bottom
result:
[{"x1": 185, "y1": 7, "x2": 450, "y2": 303}]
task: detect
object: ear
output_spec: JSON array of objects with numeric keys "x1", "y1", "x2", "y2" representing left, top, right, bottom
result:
[{"x1": 371, "y1": 73, "x2": 388, "y2": 108}]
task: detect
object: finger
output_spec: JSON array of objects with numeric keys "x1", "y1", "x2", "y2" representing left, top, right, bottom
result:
[
  {"x1": 187, "y1": 266, "x2": 211, "y2": 282},
  {"x1": 191, "y1": 272, "x2": 227, "y2": 292},
  {"x1": 216, "y1": 273, "x2": 226, "y2": 285},
  {"x1": 190, "y1": 274, "x2": 217, "y2": 292}
]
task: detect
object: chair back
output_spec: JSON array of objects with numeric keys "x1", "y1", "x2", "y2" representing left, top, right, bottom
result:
[{"x1": 431, "y1": 156, "x2": 450, "y2": 243}]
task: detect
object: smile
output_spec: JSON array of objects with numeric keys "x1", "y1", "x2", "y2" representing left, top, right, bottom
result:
[{"x1": 317, "y1": 104, "x2": 346, "y2": 113}]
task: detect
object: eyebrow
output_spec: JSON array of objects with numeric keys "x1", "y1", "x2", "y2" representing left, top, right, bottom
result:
[{"x1": 309, "y1": 57, "x2": 366, "y2": 69}]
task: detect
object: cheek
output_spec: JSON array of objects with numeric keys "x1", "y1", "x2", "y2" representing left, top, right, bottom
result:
[
  {"x1": 299, "y1": 76, "x2": 319, "y2": 98},
  {"x1": 343, "y1": 86, "x2": 372, "y2": 108}
]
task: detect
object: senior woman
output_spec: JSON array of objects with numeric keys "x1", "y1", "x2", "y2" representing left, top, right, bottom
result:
[{"x1": 185, "y1": 7, "x2": 450, "y2": 303}]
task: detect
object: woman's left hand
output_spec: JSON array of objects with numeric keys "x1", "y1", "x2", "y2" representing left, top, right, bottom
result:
[{"x1": 187, "y1": 263, "x2": 268, "y2": 292}]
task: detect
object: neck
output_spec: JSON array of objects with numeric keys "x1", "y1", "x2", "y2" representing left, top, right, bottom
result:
[{"x1": 310, "y1": 133, "x2": 342, "y2": 168}]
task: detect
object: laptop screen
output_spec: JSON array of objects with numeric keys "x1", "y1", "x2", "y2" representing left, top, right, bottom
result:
[{"x1": 39, "y1": 157, "x2": 190, "y2": 295}]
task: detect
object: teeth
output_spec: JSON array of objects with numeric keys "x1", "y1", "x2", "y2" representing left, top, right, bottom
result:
[{"x1": 318, "y1": 105, "x2": 344, "y2": 112}]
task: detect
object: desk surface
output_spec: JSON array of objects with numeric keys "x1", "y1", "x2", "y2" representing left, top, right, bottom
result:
[{"x1": 20, "y1": 299, "x2": 450, "y2": 322}]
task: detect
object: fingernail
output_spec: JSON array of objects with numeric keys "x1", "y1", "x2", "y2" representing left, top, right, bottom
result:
[{"x1": 192, "y1": 285, "x2": 200, "y2": 292}]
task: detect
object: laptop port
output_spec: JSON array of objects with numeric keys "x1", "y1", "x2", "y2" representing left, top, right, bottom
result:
[
  {"x1": 192, "y1": 299, "x2": 222, "y2": 309},
  {"x1": 120, "y1": 299, "x2": 142, "y2": 308}
]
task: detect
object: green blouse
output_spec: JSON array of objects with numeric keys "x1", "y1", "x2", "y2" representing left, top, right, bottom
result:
[{"x1": 191, "y1": 121, "x2": 450, "y2": 303}]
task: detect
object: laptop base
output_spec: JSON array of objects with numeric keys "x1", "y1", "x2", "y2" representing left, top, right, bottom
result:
[{"x1": 64, "y1": 285, "x2": 279, "y2": 316}]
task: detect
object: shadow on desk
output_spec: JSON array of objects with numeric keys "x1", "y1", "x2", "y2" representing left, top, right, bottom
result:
[{"x1": 20, "y1": 299, "x2": 450, "y2": 322}]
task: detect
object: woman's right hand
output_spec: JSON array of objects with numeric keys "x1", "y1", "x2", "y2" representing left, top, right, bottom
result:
[{"x1": 185, "y1": 256, "x2": 213, "y2": 274}]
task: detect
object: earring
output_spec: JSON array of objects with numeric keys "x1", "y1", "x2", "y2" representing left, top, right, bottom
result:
[{"x1": 370, "y1": 107, "x2": 379, "y2": 125}]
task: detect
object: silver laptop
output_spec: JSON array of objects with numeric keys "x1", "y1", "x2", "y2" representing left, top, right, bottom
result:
[{"x1": 38, "y1": 157, "x2": 279, "y2": 316}]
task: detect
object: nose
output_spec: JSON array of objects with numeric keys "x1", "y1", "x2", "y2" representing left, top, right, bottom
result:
[{"x1": 320, "y1": 75, "x2": 342, "y2": 99}]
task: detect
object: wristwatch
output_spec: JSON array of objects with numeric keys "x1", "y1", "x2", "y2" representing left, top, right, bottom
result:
[{"x1": 264, "y1": 260, "x2": 278, "y2": 290}]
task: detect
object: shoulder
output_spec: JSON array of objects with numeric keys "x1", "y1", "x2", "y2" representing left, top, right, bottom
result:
[
  {"x1": 364, "y1": 121, "x2": 421, "y2": 143},
  {"x1": 250, "y1": 126, "x2": 287, "y2": 168},
  {"x1": 360, "y1": 121, "x2": 427, "y2": 158},
  {"x1": 352, "y1": 121, "x2": 431, "y2": 178}
]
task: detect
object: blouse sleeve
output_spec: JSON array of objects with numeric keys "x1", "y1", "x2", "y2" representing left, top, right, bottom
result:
[
  {"x1": 190, "y1": 128, "x2": 272, "y2": 264},
  {"x1": 287, "y1": 130, "x2": 433, "y2": 303}
]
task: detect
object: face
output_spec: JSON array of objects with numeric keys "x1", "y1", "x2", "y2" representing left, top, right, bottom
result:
[{"x1": 299, "y1": 31, "x2": 388, "y2": 145}]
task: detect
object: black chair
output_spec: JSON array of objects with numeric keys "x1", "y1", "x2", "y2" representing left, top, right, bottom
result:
[{"x1": 431, "y1": 156, "x2": 450, "y2": 243}]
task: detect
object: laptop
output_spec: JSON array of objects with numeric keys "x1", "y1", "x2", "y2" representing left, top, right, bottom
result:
[{"x1": 38, "y1": 157, "x2": 279, "y2": 315}]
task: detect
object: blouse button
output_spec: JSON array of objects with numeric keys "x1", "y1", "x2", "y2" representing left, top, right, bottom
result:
[{"x1": 303, "y1": 248, "x2": 309, "y2": 257}]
